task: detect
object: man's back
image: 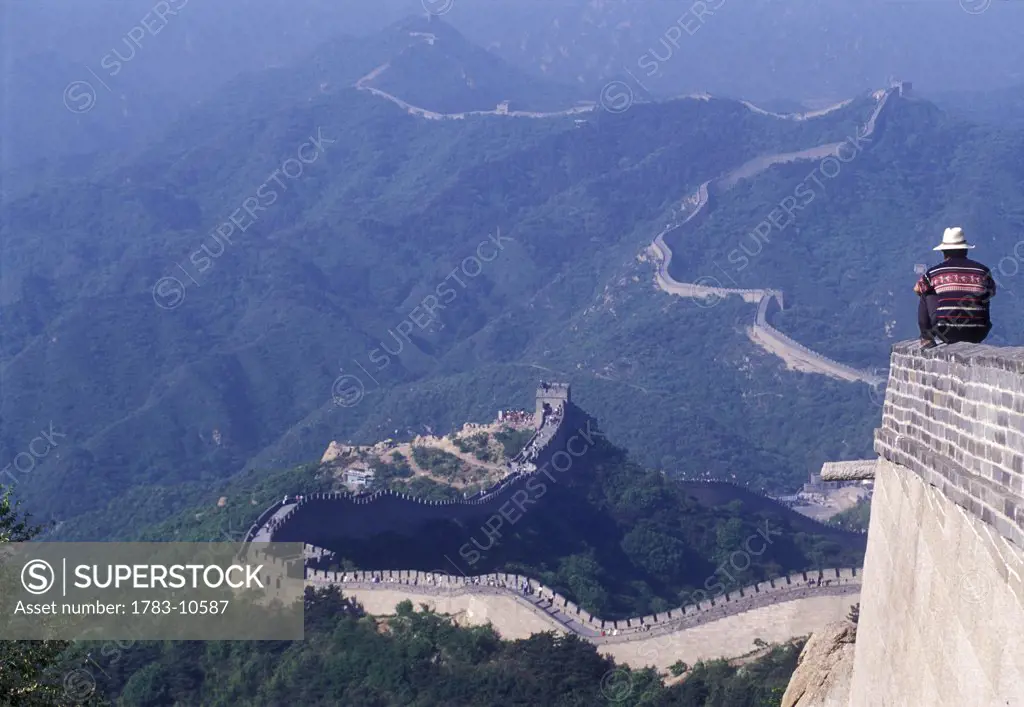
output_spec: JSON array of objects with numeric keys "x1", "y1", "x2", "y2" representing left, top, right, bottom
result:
[{"x1": 922, "y1": 255, "x2": 996, "y2": 340}]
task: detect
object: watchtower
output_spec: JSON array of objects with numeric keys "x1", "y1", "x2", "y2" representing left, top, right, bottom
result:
[{"x1": 535, "y1": 381, "x2": 571, "y2": 428}]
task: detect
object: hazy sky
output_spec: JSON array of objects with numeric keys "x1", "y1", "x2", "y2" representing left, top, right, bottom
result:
[{"x1": 3, "y1": 0, "x2": 1023, "y2": 170}]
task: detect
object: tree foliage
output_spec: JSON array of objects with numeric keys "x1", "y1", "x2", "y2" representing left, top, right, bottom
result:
[
  {"x1": 0, "y1": 488, "x2": 77, "y2": 706},
  {"x1": 82, "y1": 586, "x2": 804, "y2": 706}
]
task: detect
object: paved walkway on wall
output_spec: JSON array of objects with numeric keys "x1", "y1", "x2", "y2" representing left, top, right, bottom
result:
[
  {"x1": 647, "y1": 90, "x2": 893, "y2": 387},
  {"x1": 251, "y1": 502, "x2": 296, "y2": 542}
]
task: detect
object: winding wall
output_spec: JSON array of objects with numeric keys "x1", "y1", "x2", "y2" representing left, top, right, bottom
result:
[
  {"x1": 310, "y1": 564, "x2": 860, "y2": 670},
  {"x1": 356, "y1": 30, "x2": 890, "y2": 133},
  {"x1": 356, "y1": 34, "x2": 890, "y2": 385},
  {"x1": 648, "y1": 89, "x2": 896, "y2": 387},
  {"x1": 246, "y1": 386, "x2": 865, "y2": 669},
  {"x1": 260, "y1": 400, "x2": 582, "y2": 544}
]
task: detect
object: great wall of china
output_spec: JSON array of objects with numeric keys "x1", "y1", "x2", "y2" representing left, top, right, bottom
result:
[
  {"x1": 263, "y1": 65, "x2": 929, "y2": 674},
  {"x1": 360, "y1": 51, "x2": 891, "y2": 387},
  {"x1": 243, "y1": 382, "x2": 865, "y2": 670},
  {"x1": 355, "y1": 27, "x2": 895, "y2": 388},
  {"x1": 286, "y1": 52, "x2": 1024, "y2": 699},
  {"x1": 648, "y1": 87, "x2": 901, "y2": 387},
  {"x1": 310, "y1": 565, "x2": 860, "y2": 670},
  {"x1": 779, "y1": 342, "x2": 1024, "y2": 706},
  {"x1": 246, "y1": 382, "x2": 579, "y2": 544},
  {"x1": 353, "y1": 34, "x2": 596, "y2": 121},
  {"x1": 239, "y1": 342, "x2": 1024, "y2": 699},
  {"x1": 310, "y1": 566, "x2": 859, "y2": 641}
]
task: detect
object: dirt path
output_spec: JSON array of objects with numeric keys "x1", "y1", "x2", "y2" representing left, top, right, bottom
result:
[
  {"x1": 385, "y1": 439, "x2": 506, "y2": 487},
  {"x1": 418, "y1": 436, "x2": 508, "y2": 475}
]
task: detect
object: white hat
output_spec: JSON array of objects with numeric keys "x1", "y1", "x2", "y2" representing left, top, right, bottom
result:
[{"x1": 933, "y1": 226, "x2": 975, "y2": 251}]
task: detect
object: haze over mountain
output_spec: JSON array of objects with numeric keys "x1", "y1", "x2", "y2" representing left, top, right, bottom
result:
[
  {"x1": 2, "y1": 5, "x2": 1023, "y2": 704},
  {"x1": 3, "y1": 11, "x2": 1024, "y2": 540},
  {"x1": 5, "y1": 0, "x2": 1023, "y2": 169}
]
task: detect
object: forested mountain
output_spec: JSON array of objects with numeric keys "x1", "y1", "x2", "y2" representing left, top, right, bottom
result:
[
  {"x1": 931, "y1": 83, "x2": 1024, "y2": 128},
  {"x1": 4, "y1": 17, "x2": 1024, "y2": 540},
  {"x1": 6, "y1": 1, "x2": 1023, "y2": 171},
  {"x1": 3, "y1": 6, "x2": 1022, "y2": 706},
  {"x1": 67, "y1": 431, "x2": 862, "y2": 619}
]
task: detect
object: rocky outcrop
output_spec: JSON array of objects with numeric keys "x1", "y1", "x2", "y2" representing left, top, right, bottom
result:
[{"x1": 782, "y1": 620, "x2": 857, "y2": 707}]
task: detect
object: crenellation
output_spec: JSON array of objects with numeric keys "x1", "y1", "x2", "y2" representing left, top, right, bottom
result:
[{"x1": 320, "y1": 567, "x2": 858, "y2": 641}]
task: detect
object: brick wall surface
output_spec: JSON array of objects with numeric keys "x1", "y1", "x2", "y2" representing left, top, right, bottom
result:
[
  {"x1": 847, "y1": 340, "x2": 1024, "y2": 706},
  {"x1": 849, "y1": 459, "x2": 1024, "y2": 707},
  {"x1": 875, "y1": 341, "x2": 1024, "y2": 549}
]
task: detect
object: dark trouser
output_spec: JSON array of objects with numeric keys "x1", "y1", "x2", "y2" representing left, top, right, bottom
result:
[{"x1": 918, "y1": 295, "x2": 991, "y2": 344}]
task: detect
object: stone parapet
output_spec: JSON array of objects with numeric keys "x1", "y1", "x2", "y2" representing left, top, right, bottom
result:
[
  {"x1": 820, "y1": 460, "x2": 877, "y2": 482},
  {"x1": 875, "y1": 341, "x2": 1024, "y2": 550},
  {"x1": 308, "y1": 567, "x2": 860, "y2": 641}
]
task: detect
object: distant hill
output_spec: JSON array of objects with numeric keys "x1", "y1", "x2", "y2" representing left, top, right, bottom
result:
[
  {"x1": 5, "y1": 23, "x2": 1023, "y2": 540},
  {"x1": 359, "y1": 16, "x2": 590, "y2": 114},
  {"x1": 447, "y1": 0, "x2": 1024, "y2": 102},
  {"x1": 70, "y1": 423, "x2": 865, "y2": 621},
  {"x1": 930, "y1": 83, "x2": 1024, "y2": 127}
]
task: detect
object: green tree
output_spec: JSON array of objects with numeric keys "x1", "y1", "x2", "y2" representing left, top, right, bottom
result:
[
  {"x1": 0, "y1": 487, "x2": 77, "y2": 706},
  {"x1": 669, "y1": 660, "x2": 689, "y2": 676},
  {"x1": 847, "y1": 603, "x2": 860, "y2": 625}
]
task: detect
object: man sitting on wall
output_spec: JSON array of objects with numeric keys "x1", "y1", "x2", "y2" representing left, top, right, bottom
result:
[{"x1": 914, "y1": 227, "x2": 996, "y2": 348}]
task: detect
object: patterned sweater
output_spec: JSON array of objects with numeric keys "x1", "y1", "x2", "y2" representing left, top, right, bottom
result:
[{"x1": 917, "y1": 256, "x2": 996, "y2": 332}]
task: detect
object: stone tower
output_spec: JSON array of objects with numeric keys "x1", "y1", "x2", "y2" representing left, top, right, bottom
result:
[{"x1": 535, "y1": 381, "x2": 571, "y2": 428}]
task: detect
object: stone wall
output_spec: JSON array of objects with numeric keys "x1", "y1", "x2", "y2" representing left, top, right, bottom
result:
[
  {"x1": 652, "y1": 90, "x2": 897, "y2": 388},
  {"x1": 264, "y1": 400, "x2": 586, "y2": 544},
  {"x1": 307, "y1": 563, "x2": 860, "y2": 642},
  {"x1": 874, "y1": 341, "x2": 1024, "y2": 549},
  {"x1": 244, "y1": 499, "x2": 287, "y2": 543},
  {"x1": 754, "y1": 293, "x2": 883, "y2": 385},
  {"x1": 309, "y1": 563, "x2": 860, "y2": 670},
  {"x1": 847, "y1": 341, "x2": 1024, "y2": 707},
  {"x1": 603, "y1": 593, "x2": 858, "y2": 672},
  {"x1": 820, "y1": 460, "x2": 877, "y2": 482}
]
